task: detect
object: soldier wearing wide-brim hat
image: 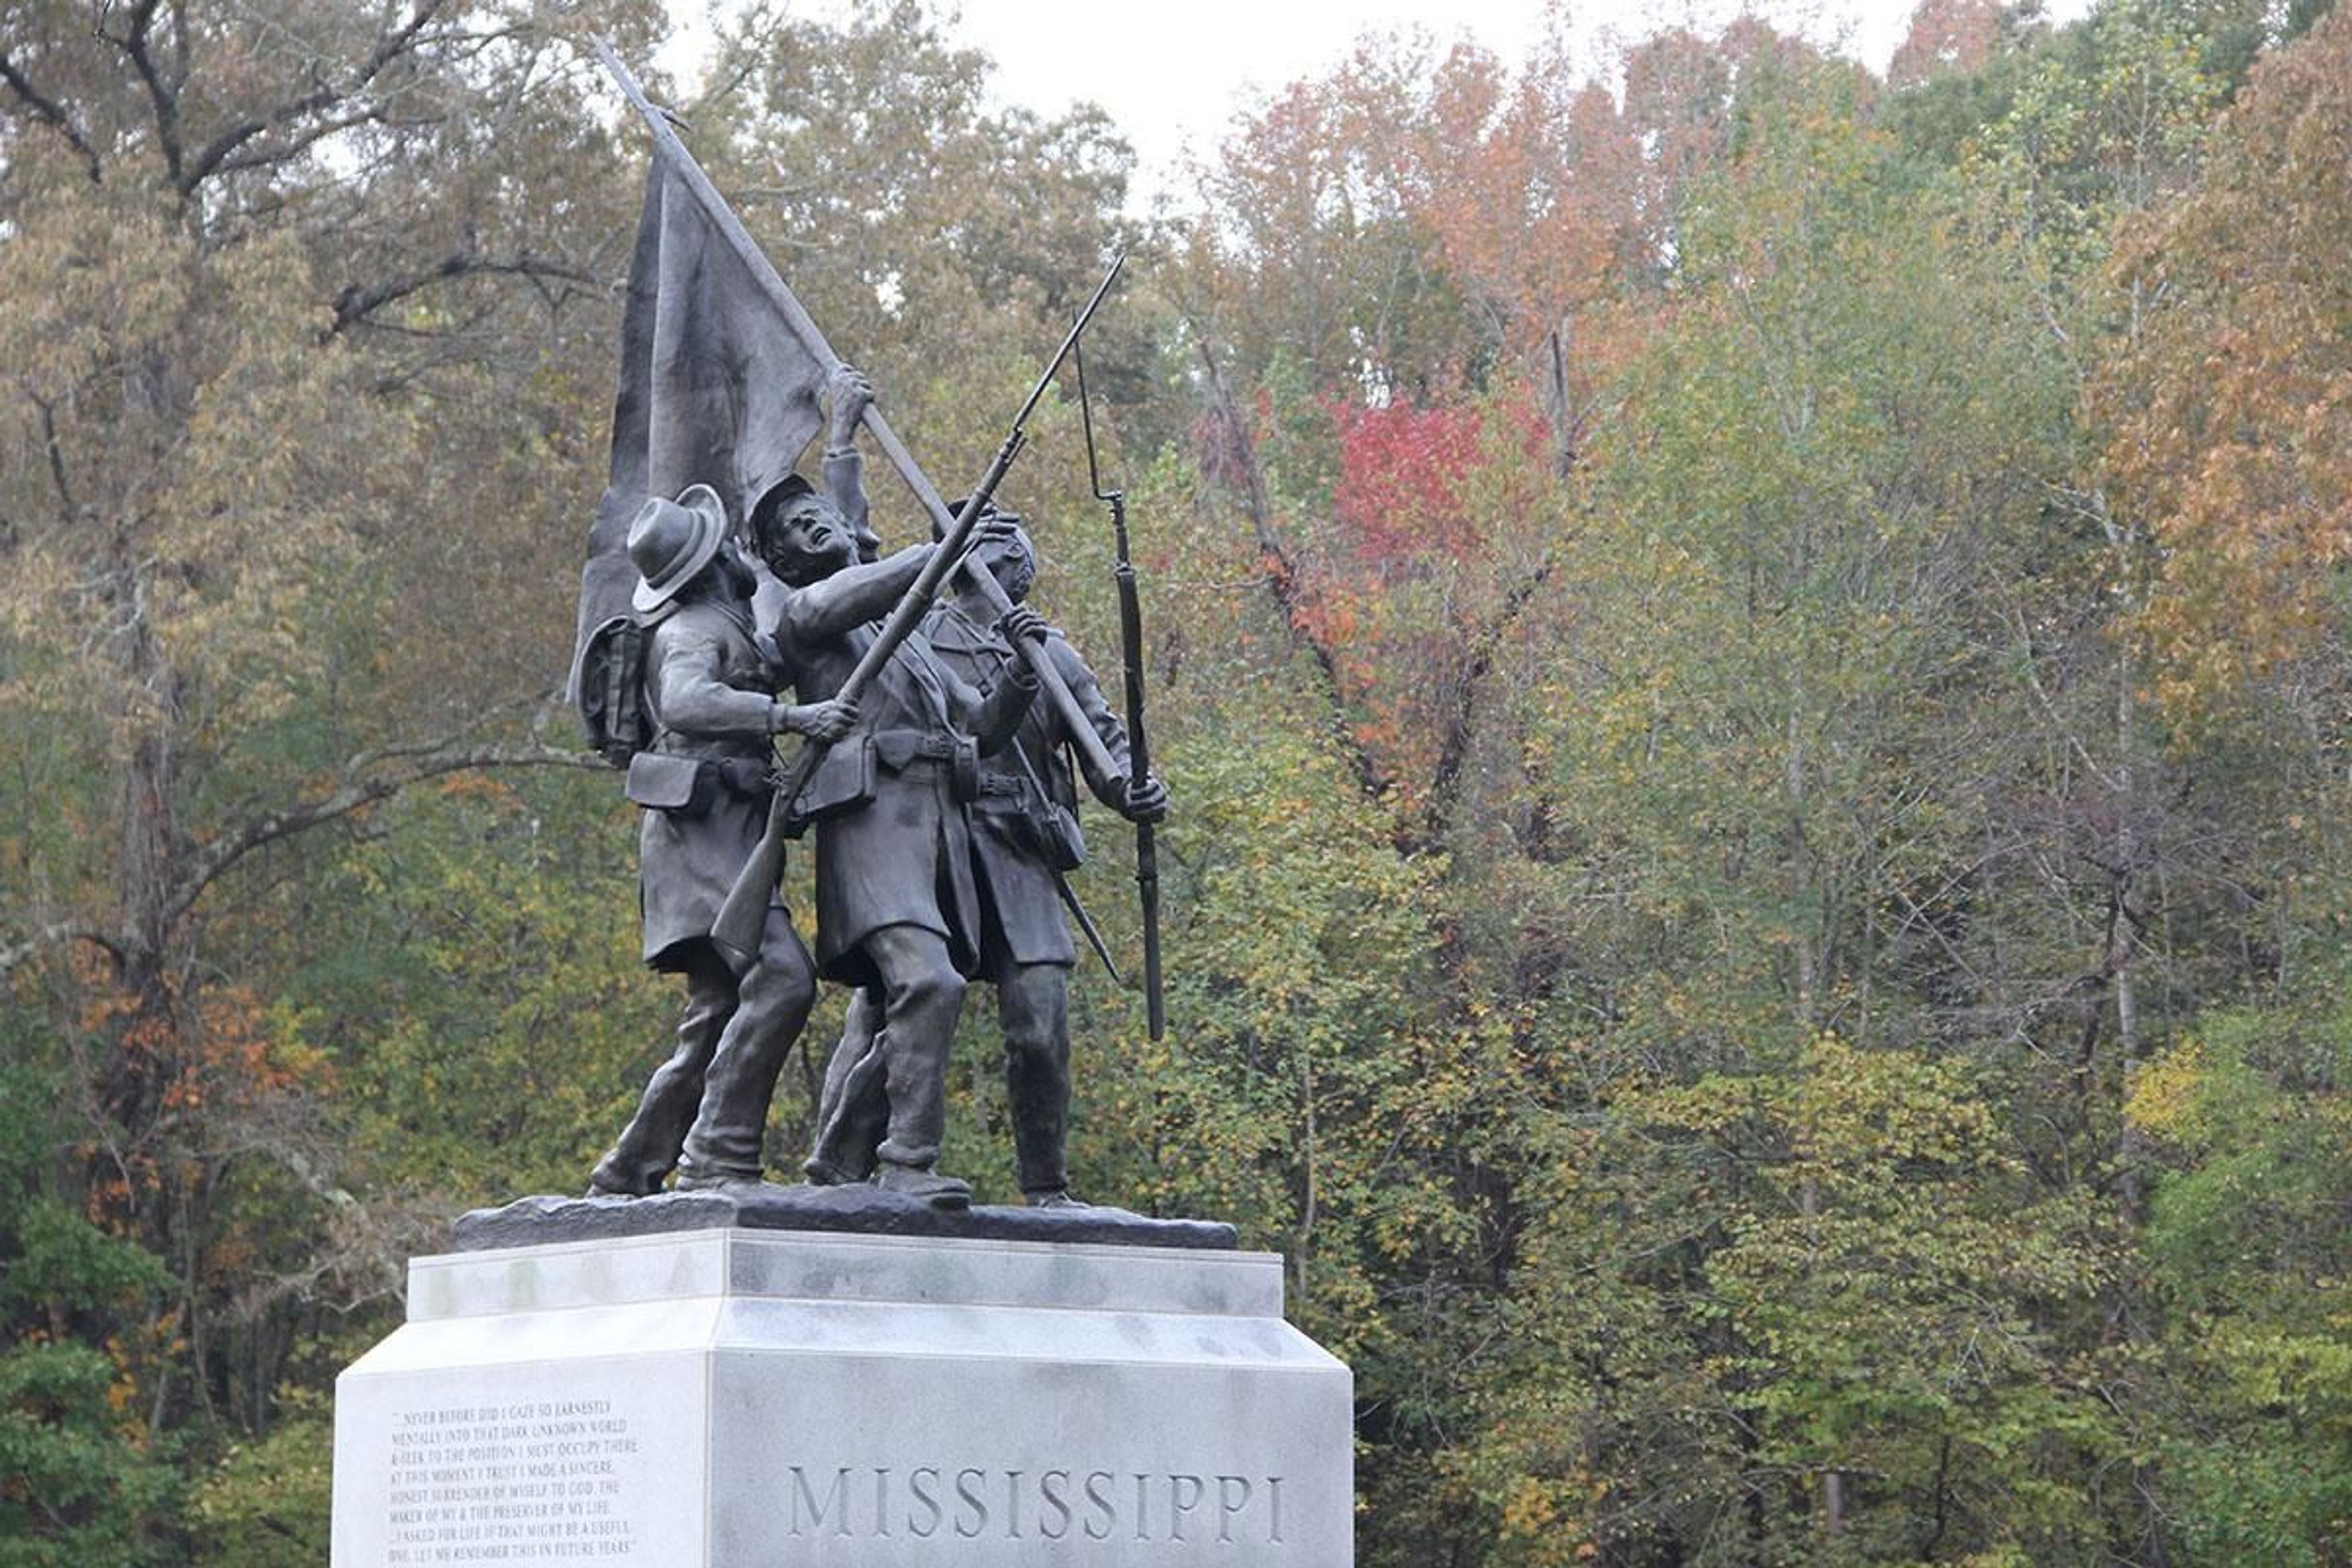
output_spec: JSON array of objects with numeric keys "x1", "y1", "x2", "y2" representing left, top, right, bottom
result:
[
  {"x1": 587, "y1": 480, "x2": 860, "y2": 1197},
  {"x1": 628, "y1": 483, "x2": 729, "y2": 611}
]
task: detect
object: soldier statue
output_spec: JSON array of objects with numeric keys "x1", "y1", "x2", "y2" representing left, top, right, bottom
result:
[
  {"x1": 806, "y1": 508, "x2": 1167, "y2": 1206},
  {"x1": 589, "y1": 371, "x2": 925, "y2": 1196},
  {"x1": 753, "y1": 390, "x2": 1045, "y2": 1208},
  {"x1": 584, "y1": 482, "x2": 852, "y2": 1197}
]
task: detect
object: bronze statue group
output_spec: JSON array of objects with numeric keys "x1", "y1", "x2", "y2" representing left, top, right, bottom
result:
[{"x1": 586, "y1": 369, "x2": 1167, "y2": 1211}]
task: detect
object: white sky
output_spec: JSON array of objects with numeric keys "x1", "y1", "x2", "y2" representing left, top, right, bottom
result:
[
  {"x1": 663, "y1": 0, "x2": 2088, "y2": 209},
  {"x1": 954, "y1": 0, "x2": 1914, "y2": 189}
]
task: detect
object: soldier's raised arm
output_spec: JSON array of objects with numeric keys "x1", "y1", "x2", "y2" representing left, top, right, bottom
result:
[
  {"x1": 774, "y1": 546, "x2": 935, "y2": 646},
  {"x1": 820, "y1": 364, "x2": 876, "y2": 558}
]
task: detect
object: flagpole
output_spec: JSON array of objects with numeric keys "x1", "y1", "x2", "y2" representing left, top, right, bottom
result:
[{"x1": 590, "y1": 37, "x2": 1119, "y2": 786}]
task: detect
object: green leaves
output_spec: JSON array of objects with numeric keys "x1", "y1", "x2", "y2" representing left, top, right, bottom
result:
[
  {"x1": 3, "y1": 1, "x2": 2351, "y2": 1564},
  {"x1": 0, "y1": 1344, "x2": 179, "y2": 1568},
  {"x1": 2123, "y1": 996, "x2": 2352, "y2": 1566},
  {"x1": 0, "y1": 1057, "x2": 180, "y2": 1566},
  {"x1": 185, "y1": 1394, "x2": 331, "y2": 1568}
]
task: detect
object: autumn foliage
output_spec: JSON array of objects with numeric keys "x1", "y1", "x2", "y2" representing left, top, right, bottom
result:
[
  {"x1": 5, "y1": 0, "x2": 2352, "y2": 1564},
  {"x1": 2098, "y1": 4, "x2": 2352, "y2": 714}
]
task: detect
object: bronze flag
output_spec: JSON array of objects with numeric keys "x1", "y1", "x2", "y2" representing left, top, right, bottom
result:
[{"x1": 571, "y1": 143, "x2": 831, "y2": 690}]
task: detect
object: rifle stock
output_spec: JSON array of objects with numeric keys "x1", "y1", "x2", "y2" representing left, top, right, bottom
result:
[{"x1": 710, "y1": 743, "x2": 821, "y2": 966}]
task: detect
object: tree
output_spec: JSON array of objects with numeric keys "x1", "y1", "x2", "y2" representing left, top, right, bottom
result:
[
  {"x1": 693, "y1": 0, "x2": 1158, "y2": 478},
  {"x1": 1888, "y1": 0, "x2": 2013, "y2": 88},
  {"x1": 0, "y1": 2, "x2": 648, "y2": 1547},
  {"x1": 0, "y1": 1036, "x2": 179, "y2": 1566},
  {"x1": 2125, "y1": 984, "x2": 2352, "y2": 1566},
  {"x1": 2092, "y1": 4, "x2": 2352, "y2": 718},
  {"x1": 1450, "y1": 48, "x2": 2140, "y2": 1561},
  {"x1": 1047, "y1": 448, "x2": 1519, "y2": 1566}
]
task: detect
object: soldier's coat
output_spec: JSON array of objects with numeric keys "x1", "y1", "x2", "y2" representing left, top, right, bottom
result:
[
  {"x1": 777, "y1": 620, "x2": 1033, "y2": 987},
  {"x1": 636, "y1": 598, "x2": 779, "y2": 970},
  {"x1": 923, "y1": 599, "x2": 1133, "y2": 970}
]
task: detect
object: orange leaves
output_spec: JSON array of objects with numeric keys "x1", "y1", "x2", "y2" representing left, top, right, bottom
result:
[
  {"x1": 1888, "y1": 0, "x2": 2010, "y2": 88},
  {"x1": 1259, "y1": 387, "x2": 1562, "y2": 825},
  {"x1": 67, "y1": 961, "x2": 325, "y2": 1238},
  {"x1": 162, "y1": 983, "x2": 313, "y2": 1113},
  {"x1": 107, "y1": 982, "x2": 318, "y2": 1119},
  {"x1": 2096, "y1": 6, "x2": 2352, "y2": 718},
  {"x1": 1417, "y1": 54, "x2": 1636, "y2": 363},
  {"x1": 434, "y1": 771, "x2": 526, "y2": 809},
  {"x1": 1196, "y1": 21, "x2": 1762, "y2": 402}
]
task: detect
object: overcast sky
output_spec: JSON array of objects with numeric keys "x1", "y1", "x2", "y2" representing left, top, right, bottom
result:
[
  {"x1": 662, "y1": 0, "x2": 2082, "y2": 209},
  {"x1": 954, "y1": 0, "x2": 1910, "y2": 189}
]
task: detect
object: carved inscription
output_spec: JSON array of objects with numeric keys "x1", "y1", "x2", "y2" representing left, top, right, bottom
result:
[
  {"x1": 782, "y1": 1464, "x2": 1287, "y2": 1547},
  {"x1": 383, "y1": 1400, "x2": 641, "y2": 1564}
]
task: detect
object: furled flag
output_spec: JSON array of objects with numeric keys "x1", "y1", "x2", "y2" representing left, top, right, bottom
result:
[{"x1": 571, "y1": 144, "x2": 831, "y2": 681}]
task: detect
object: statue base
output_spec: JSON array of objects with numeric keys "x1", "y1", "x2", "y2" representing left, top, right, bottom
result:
[
  {"x1": 330, "y1": 1221, "x2": 1352, "y2": 1566},
  {"x1": 451, "y1": 1183, "x2": 1240, "y2": 1252}
]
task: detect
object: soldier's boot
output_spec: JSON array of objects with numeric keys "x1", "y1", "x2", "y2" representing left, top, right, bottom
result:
[
  {"x1": 876, "y1": 1160, "x2": 972, "y2": 1210},
  {"x1": 801, "y1": 1155, "x2": 865, "y2": 1187}
]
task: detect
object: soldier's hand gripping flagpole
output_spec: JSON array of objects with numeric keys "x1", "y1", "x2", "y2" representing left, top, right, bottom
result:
[{"x1": 1075, "y1": 343, "x2": 1167, "y2": 1041}]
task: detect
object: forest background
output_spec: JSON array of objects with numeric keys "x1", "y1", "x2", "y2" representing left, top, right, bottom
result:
[{"x1": 3, "y1": 0, "x2": 2350, "y2": 1562}]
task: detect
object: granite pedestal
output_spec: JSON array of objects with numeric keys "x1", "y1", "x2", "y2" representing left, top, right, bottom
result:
[{"x1": 331, "y1": 1212, "x2": 1352, "y2": 1566}]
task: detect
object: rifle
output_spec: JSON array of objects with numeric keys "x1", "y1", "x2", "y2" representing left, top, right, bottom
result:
[
  {"x1": 591, "y1": 38, "x2": 1120, "y2": 790},
  {"x1": 708, "y1": 255, "x2": 1128, "y2": 968},
  {"x1": 1075, "y1": 341, "x2": 1166, "y2": 1040}
]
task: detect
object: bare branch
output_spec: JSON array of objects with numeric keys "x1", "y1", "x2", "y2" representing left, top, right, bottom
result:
[
  {"x1": 1419, "y1": 558, "x2": 1559, "y2": 854},
  {"x1": 0, "y1": 50, "x2": 105, "y2": 181},
  {"x1": 23, "y1": 386, "x2": 78, "y2": 524},
  {"x1": 177, "y1": 0, "x2": 451, "y2": 194},
  {"x1": 165, "y1": 738, "x2": 600, "y2": 928},
  {"x1": 1193, "y1": 328, "x2": 1388, "y2": 808},
  {"x1": 205, "y1": 105, "x2": 388, "y2": 185},
  {"x1": 168, "y1": 0, "x2": 190, "y2": 97},
  {"x1": 326, "y1": 251, "x2": 598, "y2": 340},
  {"x1": 0, "y1": 922, "x2": 124, "y2": 978},
  {"x1": 96, "y1": 0, "x2": 185, "y2": 187}
]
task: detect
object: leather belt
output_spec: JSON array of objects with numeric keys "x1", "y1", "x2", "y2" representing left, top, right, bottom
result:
[
  {"x1": 654, "y1": 748, "x2": 771, "y2": 794},
  {"x1": 872, "y1": 729, "x2": 960, "y2": 769}
]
